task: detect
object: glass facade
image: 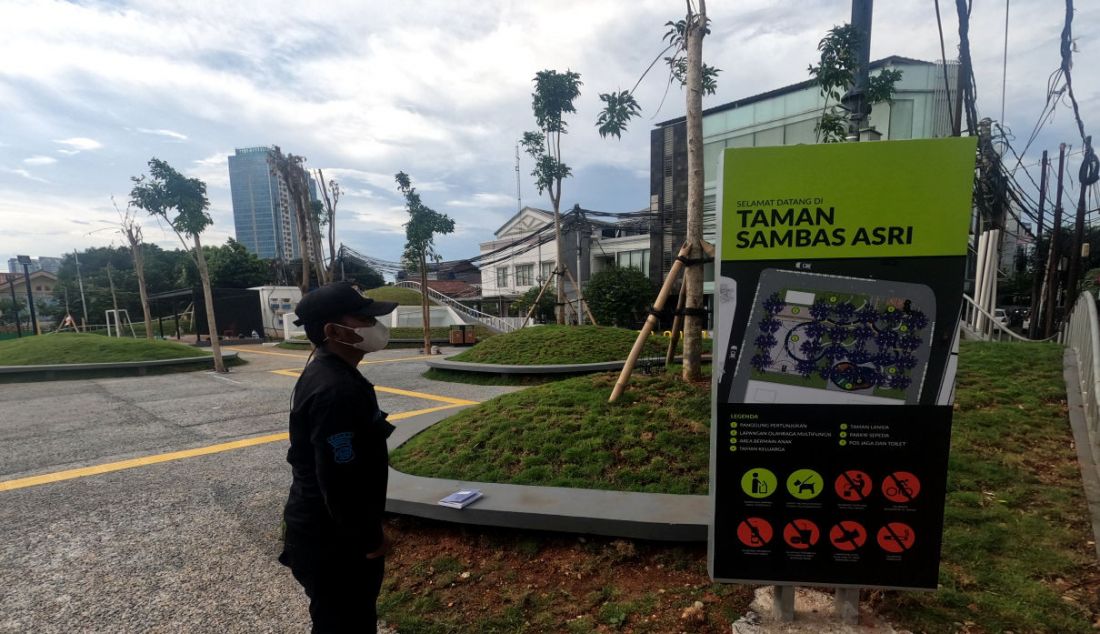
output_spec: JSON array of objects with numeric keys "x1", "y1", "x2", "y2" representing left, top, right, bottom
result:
[{"x1": 228, "y1": 147, "x2": 300, "y2": 261}]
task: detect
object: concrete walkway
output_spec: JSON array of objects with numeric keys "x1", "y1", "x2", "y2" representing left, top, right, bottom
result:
[{"x1": 386, "y1": 407, "x2": 709, "y2": 542}]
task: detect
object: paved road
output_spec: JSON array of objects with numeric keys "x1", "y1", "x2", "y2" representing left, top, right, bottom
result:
[{"x1": 0, "y1": 345, "x2": 516, "y2": 633}]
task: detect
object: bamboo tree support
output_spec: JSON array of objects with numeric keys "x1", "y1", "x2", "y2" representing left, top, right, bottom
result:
[
  {"x1": 563, "y1": 266, "x2": 598, "y2": 325},
  {"x1": 610, "y1": 239, "x2": 714, "y2": 402},
  {"x1": 610, "y1": 242, "x2": 692, "y2": 402},
  {"x1": 520, "y1": 270, "x2": 559, "y2": 329},
  {"x1": 664, "y1": 281, "x2": 688, "y2": 368}
]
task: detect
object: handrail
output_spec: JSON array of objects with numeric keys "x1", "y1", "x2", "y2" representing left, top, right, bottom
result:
[
  {"x1": 1064, "y1": 291, "x2": 1100, "y2": 472},
  {"x1": 960, "y1": 294, "x2": 1056, "y2": 342},
  {"x1": 394, "y1": 281, "x2": 517, "y2": 333}
]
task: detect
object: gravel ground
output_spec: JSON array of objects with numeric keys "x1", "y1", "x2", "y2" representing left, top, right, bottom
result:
[{"x1": 0, "y1": 345, "x2": 515, "y2": 633}]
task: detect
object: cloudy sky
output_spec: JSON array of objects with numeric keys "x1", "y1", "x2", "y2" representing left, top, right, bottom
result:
[{"x1": 0, "y1": 0, "x2": 1096, "y2": 270}]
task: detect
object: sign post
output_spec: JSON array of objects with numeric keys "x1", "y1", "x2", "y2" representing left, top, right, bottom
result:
[{"x1": 709, "y1": 139, "x2": 977, "y2": 608}]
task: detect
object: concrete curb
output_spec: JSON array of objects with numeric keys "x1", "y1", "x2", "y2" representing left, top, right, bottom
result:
[
  {"x1": 1062, "y1": 349, "x2": 1100, "y2": 560},
  {"x1": 386, "y1": 407, "x2": 709, "y2": 541},
  {"x1": 426, "y1": 355, "x2": 708, "y2": 375},
  {"x1": 0, "y1": 351, "x2": 239, "y2": 378}
]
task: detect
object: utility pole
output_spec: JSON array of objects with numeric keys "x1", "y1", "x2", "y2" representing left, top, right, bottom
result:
[
  {"x1": 1065, "y1": 136, "x2": 1097, "y2": 313},
  {"x1": 842, "y1": 0, "x2": 873, "y2": 140},
  {"x1": 6, "y1": 277, "x2": 21, "y2": 337},
  {"x1": 515, "y1": 143, "x2": 522, "y2": 213},
  {"x1": 1028, "y1": 150, "x2": 1048, "y2": 339},
  {"x1": 73, "y1": 249, "x2": 89, "y2": 331},
  {"x1": 17, "y1": 256, "x2": 39, "y2": 335},
  {"x1": 1042, "y1": 144, "x2": 1067, "y2": 337}
]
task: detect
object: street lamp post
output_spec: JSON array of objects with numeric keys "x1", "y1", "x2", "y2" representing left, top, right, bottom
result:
[{"x1": 17, "y1": 255, "x2": 39, "y2": 335}]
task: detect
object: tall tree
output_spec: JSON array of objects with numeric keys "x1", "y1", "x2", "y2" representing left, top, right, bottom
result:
[
  {"x1": 521, "y1": 69, "x2": 582, "y2": 324},
  {"x1": 807, "y1": 23, "x2": 902, "y2": 142},
  {"x1": 596, "y1": 2, "x2": 718, "y2": 384},
  {"x1": 268, "y1": 147, "x2": 318, "y2": 293},
  {"x1": 315, "y1": 169, "x2": 341, "y2": 282},
  {"x1": 130, "y1": 158, "x2": 227, "y2": 373},
  {"x1": 112, "y1": 197, "x2": 153, "y2": 340},
  {"x1": 395, "y1": 172, "x2": 455, "y2": 355}
]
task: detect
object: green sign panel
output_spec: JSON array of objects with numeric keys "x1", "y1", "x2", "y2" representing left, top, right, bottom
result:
[{"x1": 720, "y1": 138, "x2": 977, "y2": 261}]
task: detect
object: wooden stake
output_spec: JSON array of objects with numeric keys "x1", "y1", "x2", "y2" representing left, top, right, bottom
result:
[
  {"x1": 609, "y1": 242, "x2": 692, "y2": 402},
  {"x1": 665, "y1": 281, "x2": 688, "y2": 368}
]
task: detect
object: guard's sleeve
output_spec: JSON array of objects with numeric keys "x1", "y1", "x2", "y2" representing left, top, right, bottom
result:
[{"x1": 307, "y1": 387, "x2": 388, "y2": 554}]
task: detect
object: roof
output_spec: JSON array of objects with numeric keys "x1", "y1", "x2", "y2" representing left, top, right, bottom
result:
[
  {"x1": 655, "y1": 56, "x2": 935, "y2": 127},
  {"x1": 426, "y1": 280, "x2": 480, "y2": 299}
]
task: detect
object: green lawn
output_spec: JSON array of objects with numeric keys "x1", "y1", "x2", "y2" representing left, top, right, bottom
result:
[
  {"x1": 390, "y1": 367, "x2": 711, "y2": 494},
  {"x1": 447, "y1": 325, "x2": 704, "y2": 365},
  {"x1": 392, "y1": 341, "x2": 1099, "y2": 631},
  {"x1": 0, "y1": 333, "x2": 207, "y2": 365},
  {"x1": 365, "y1": 286, "x2": 435, "y2": 306}
]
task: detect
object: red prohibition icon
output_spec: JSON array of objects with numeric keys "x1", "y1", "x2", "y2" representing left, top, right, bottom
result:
[
  {"x1": 877, "y1": 522, "x2": 916, "y2": 553},
  {"x1": 737, "y1": 517, "x2": 773, "y2": 547},
  {"x1": 882, "y1": 471, "x2": 921, "y2": 503},
  {"x1": 829, "y1": 521, "x2": 868, "y2": 551},
  {"x1": 834, "y1": 470, "x2": 872, "y2": 501},
  {"x1": 783, "y1": 519, "x2": 820, "y2": 550}
]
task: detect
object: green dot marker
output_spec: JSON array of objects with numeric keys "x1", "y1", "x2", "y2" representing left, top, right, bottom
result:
[
  {"x1": 887, "y1": 306, "x2": 895, "y2": 313},
  {"x1": 889, "y1": 367, "x2": 897, "y2": 374},
  {"x1": 830, "y1": 296, "x2": 837, "y2": 302},
  {"x1": 791, "y1": 334, "x2": 800, "y2": 342},
  {"x1": 730, "y1": 430, "x2": 737, "y2": 437},
  {"x1": 729, "y1": 446, "x2": 737, "y2": 452},
  {"x1": 741, "y1": 468, "x2": 777, "y2": 498},
  {"x1": 840, "y1": 423, "x2": 848, "y2": 430},
  {"x1": 840, "y1": 431, "x2": 847, "y2": 438},
  {"x1": 900, "y1": 325, "x2": 908, "y2": 332},
  {"x1": 791, "y1": 307, "x2": 801, "y2": 314},
  {"x1": 730, "y1": 421, "x2": 737, "y2": 428},
  {"x1": 839, "y1": 439, "x2": 848, "y2": 446}
]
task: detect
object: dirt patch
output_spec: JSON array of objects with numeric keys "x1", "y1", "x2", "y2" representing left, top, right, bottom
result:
[{"x1": 379, "y1": 515, "x2": 755, "y2": 632}]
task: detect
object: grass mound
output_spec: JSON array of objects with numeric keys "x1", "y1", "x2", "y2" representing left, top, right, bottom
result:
[
  {"x1": 448, "y1": 325, "x2": 675, "y2": 365},
  {"x1": 365, "y1": 286, "x2": 434, "y2": 306},
  {"x1": 390, "y1": 368, "x2": 711, "y2": 494},
  {"x1": 0, "y1": 333, "x2": 206, "y2": 365}
]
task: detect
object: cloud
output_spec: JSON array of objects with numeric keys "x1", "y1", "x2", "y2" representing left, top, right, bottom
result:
[
  {"x1": 54, "y1": 137, "x2": 103, "y2": 152},
  {"x1": 1, "y1": 167, "x2": 49, "y2": 183},
  {"x1": 22, "y1": 156, "x2": 57, "y2": 166},
  {"x1": 446, "y1": 192, "x2": 516, "y2": 208},
  {"x1": 136, "y1": 128, "x2": 188, "y2": 141}
]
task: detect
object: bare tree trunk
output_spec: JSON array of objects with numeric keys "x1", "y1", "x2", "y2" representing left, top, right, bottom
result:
[
  {"x1": 553, "y1": 206, "x2": 566, "y2": 325},
  {"x1": 420, "y1": 253, "x2": 431, "y2": 355},
  {"x1": 682, "y1": 0, "x2": 706, "y2": 382},
  {"x1": 291, "y1": 170, "x2": 312, "y2": 294},
  {"x1": 133, "y1": 244, "x2": 153, "y2": 340},
  {"x1": 194, "y1": 235, "x2": 226, "y2": 373}
]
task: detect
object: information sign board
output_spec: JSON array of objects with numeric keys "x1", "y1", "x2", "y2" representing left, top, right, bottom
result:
[{"x1": 709, "y1": 138, "x2": 977, "y2": 590}]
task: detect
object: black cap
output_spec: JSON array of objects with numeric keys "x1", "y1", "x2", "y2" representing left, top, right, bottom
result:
[{"x1": 292, "y1": 282, "x2": 398, "y2": 326}]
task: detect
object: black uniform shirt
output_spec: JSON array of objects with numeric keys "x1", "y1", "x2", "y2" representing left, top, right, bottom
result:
[{"x1": 283, "y1": 347, "x2": 395, "y2": 555}]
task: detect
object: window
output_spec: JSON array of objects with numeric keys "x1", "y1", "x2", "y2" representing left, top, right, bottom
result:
[
  {"x1": 540, "y1": 261, "x2": 554, "y2": 282},
  {"x1": 496, "y1": 266, "x2": 508, "y2": 288},
  {"x1": 616, "y1": 249, "x2": 650, "y2": 273},
  {"x1": 515, "y1": 264, "x2": 534, "y2": 286}
]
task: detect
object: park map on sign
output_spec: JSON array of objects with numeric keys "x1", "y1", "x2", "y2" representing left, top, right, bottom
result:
[{"x1": 735, "y1": 271, "x2": 935, "y2": 405}]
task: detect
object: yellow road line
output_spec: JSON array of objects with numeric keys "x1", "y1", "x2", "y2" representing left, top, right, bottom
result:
[
  {"x1": 374, "y1": 386, "x2": 477, "y2": 406},
  {"x1": 223, "y1": 346, "x2": 309, "y2": 359},
  {"x1": 0, "y1": 403, "x2": 470, "y2": 493}
]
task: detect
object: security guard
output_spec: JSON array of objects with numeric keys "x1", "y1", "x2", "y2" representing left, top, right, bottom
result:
[{"x1": 279, "y1": 282, "x2": 398, "y2": 633}]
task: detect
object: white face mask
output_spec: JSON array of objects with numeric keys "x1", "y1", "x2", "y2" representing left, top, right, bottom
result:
[{"x1": 332, "y1": 322, "x2": 390, "y2": 353}]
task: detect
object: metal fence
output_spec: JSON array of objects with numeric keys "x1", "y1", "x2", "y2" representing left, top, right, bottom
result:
[{"x1": 1064, "y1": 291, "x2": 1100, "y2": 471}]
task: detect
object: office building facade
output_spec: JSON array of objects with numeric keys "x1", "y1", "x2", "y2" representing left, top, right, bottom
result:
[{"x1": 228, "y1": 147, "x2": 301, "y2": 261}]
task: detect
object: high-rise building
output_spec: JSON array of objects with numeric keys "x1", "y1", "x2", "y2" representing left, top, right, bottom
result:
[
  {"x1": 7, "y1": 256, "x2": 61, "y2": 275},
  {"x1": 228, "y1": 147, "x2": 301, "y2": 261}
]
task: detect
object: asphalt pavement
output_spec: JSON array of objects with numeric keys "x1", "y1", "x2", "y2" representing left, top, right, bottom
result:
[{"x1": 0, "y1": 344, "x2": 516, "y2": 633}]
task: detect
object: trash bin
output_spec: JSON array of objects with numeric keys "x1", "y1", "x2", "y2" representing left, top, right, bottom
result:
[
  {"x1": 449, "y1": 325, "x2": 464, "y2": 345},
  {"x1": 464, "y1": 326, "x2": 477, "y2": 344}
]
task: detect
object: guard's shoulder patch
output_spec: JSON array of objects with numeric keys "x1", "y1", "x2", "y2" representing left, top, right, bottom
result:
[{"x1": 326, "y1": 432, "x2": 356, "y2": 464}]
